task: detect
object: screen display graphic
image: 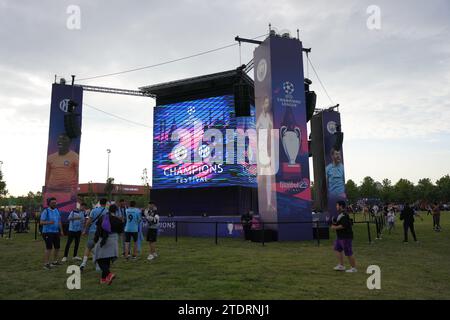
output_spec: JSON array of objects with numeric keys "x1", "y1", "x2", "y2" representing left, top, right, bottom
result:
[{"x1": 152, "y1": 95, "x2": 257, "y2": 189}]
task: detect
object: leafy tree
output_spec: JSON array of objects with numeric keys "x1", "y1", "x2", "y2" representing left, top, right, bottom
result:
[
  {"x1": 416, "y1": 178, "x2": 437, "y2": 203},
  {"x1": 0, "y1": 169, "x2": 7, "y2": 199},
  {"x1": 359, "y1": 176, "x2": 379, "y2": 199},
  {"x1": 345, "y1": 179, "x2": 359, "y2": 203},
  {"x1": 104, "y1": 177, "x2": 115, "y2": 201},
  {"x1": 380, "y1": 178, "x2": 393, "y2": 203},
  {"x1": 393, "y1": 178, "x2": 415, "y2": 204},
  {"x1": 436, "y1": 174, "x2": 450, "y2": 203}
]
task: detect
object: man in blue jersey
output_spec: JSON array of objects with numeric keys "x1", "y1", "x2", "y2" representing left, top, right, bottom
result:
[
  {"x1": 80, "y1": 198, "x2": 108, "y2": 271},
  {"x1": 124, "y1": 200, "x2": 141, "y2": 260},
  {"x1": 325, "y1": 148, "x2": 346, "y2": 198},
  {"x1": 40, "y1": 197, "x2": 64, "y2": 270},
  {"x1": 62, "y1": 203, "x2": 87, "y2": 262}
]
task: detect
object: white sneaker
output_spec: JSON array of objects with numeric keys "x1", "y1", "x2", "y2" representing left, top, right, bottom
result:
[
  {"x1": 61, "y1": 257, "x2": 68, "y2": 263},
  {"x1": 333, "y1": 264, "x2": 346, "y2": 271},
  {"x1": 72, "y1": 256, "x2": 82, "y2": 261},
  {"x1": 147, "y1": 254, "x2": 155, "y2": 261},
  {"x1": 345, "y1": 267, "x2": 358, "y2": 273},
  {"x1": 153, "y1": 252, "x2": 158, "y2": 258}
]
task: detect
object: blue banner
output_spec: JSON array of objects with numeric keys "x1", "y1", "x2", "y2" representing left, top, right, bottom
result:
[
  {"x1": 254, "y1": 35, "x2": 312, "y2": 241},
  {"x1": 43, "y1": 83, "x2": 83, "y2": 219}
]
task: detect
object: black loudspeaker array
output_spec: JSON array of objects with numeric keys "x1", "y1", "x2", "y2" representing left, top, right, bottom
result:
[
  {"x1": 304, "y1": 78, "x2": 317, "y2": 122},
  {"x1": 310, "y1": 112, "x2": 327, "y2": 212},
  {"x1": 234, "y1": 82, "x2": 251, "y2": 117},
  {"x1": 64, "y1": 100, "x2": 81, "y2": 138}
]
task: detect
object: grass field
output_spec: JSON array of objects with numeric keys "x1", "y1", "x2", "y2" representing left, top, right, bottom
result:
[{"x1": 1, "y1": 213, "x2": 449, "y2": 300}]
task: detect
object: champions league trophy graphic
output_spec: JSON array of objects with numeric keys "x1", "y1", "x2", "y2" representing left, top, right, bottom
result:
[
  {"x1": 280, "y1": 106, "x2": 302, "y2": 176},
  {"x1": 227, "y1": 223, "x2": 234, "y2": 235},
  {"x1": 280, "y1": 126, "x2": 301, "y2": 166}
]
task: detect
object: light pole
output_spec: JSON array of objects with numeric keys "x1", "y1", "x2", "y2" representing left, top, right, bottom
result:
[{"x1": 106, "y1": 149, "x2": 111, "y2": 180}]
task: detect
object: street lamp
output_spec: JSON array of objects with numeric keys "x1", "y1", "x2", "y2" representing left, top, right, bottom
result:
[{"x1": 106, "y1": 149, "x2": 111, "y2": 180}]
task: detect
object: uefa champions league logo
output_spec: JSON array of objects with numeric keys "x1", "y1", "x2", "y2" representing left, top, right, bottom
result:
[
  {"x1": 59, "y1": 99, "x2": 71, "y2": 113},
  {"x1": 256, "y1": 59, "x2": 267, "y2": 82},
  {"x1": 283, "y1": 82, "x2": 295, "y2": 95}
]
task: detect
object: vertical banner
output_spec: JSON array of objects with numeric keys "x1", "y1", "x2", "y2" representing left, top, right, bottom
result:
[
  {"x1": 322, "y1": 110, "x2": 346, "y2": 218},
  {"x1": 43, "y1": 83, "x2": 83, "y2": 219},
  {"x1": 254, "y1": 35, "x2": 312, "y2": 241}
]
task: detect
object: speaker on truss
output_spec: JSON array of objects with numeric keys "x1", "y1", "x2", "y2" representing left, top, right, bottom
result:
[
  {"x1": 64, "y1": 100, "x2": 81, "y2": 138},
  {"x1": 234, "y1": 82, "x2": 251, "y2": 117}
]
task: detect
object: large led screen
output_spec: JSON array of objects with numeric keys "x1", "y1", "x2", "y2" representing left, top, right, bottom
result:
[{"x1": 152, "y1": 95, "x2": 257, "y2": 189}]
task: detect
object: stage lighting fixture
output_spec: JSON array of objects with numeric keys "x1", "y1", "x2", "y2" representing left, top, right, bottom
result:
[{"x1": 202, "y1": 212, "x2": 208, "y2": 217}]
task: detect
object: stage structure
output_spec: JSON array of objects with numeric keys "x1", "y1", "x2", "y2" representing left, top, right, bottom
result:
[
  {"x1": 140, "y1": 69, "x2": 259, "y2": 217},
  {"x1": 43, "y1": 31, "x2": 340, "y2": 240}
]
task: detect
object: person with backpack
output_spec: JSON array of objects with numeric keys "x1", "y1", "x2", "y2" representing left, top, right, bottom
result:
[
  {"x1": 124, "y1": 200, "x2": 141, "y2": 260},
  {"x1": 40, "y1": 197, "x2": 64, "y2": 270},
  {"x1": 62, "y1": 203, "x2": 87, "y2": 262},
  {"x1": 144, "y1": 201, "x2": 160, "y2": 261},
  {"x1": 93, "y1": 204, "x2": 123, "y2": 285},
  {"x1": 80, "y1": 198, "x2": 108, "y2": 271}
]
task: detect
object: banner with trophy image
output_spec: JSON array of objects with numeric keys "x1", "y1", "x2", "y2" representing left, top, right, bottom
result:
[
  {"x1": 322, "y1": 110, "x2": 346, "y2": 218},
  {"x1": 43, "y1": 83, "x2": 83, "y2": 219},
  {"x1": 254, "y1": 34, "x2": 312, "y2": 241}
]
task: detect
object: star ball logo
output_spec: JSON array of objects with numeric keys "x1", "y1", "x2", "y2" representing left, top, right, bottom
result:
[
  {"x1": 283, "y1": 81, "x2": 295, "y2": 95},
  {"x1": 187, "y1": 106, "x2": 196, "y2": 116},
  {"x1": 257, "y1": 59, "x2": 267, "y2": 82},
  {"x1": 173, "y1": 145, "x2": 188, "y2": 161},
  {"x1": 198, "y1": 144, "x2": 210, "y2": 158}
]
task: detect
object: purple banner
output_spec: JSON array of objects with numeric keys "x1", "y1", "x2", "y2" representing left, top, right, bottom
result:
[
  {"x1": 254, "y1": 35, "x2": 312, "y2": 241},
  {"x1": 43, "y1": 83, "x2": 83, "y2": 217}
]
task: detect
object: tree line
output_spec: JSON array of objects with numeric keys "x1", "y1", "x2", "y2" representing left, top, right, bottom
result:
[{"x1": 344, "y1": 175, "x2": 450, "y2": 205}]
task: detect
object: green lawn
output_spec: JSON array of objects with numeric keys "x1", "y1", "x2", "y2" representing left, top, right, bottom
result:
[{"x1": 1, "y1": 213, "x2": 449, "y2": 300}]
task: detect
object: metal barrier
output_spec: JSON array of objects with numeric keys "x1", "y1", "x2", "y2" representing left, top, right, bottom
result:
[{"x1": 169, "y1": 219, "x2": 375, "y2": 246}]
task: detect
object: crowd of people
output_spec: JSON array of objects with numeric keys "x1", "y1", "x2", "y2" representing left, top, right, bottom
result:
[
  {"x1": 0, "y1": 208, "x2": 31, "y2": 235},
  {"x1": 39, "y1": 197, "x2": 160, "y2": 285}
]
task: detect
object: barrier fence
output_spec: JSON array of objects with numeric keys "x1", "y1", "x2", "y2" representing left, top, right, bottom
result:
[{"x1": 5, "y1": 216, "x2": 379, "y2": 247}]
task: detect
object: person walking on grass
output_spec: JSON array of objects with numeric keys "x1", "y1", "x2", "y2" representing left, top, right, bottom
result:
[
  {"x1": 93, "y1": 204, "x2": 123, "y2": 285},
  {"x1": 144, "y1": 201, "x2": 160, "y2": 261},
  {"x1": 387, "y1": 207, "x2": 396, "y2": 234},
  {"x1": 124, "y1": 200, "x2": 141, "y2": 260},
  {"x1": 331, "y1": 201, "x2": 357, "y2": 273},
  {"x1": 432, "y1": 203, "x2": 441, "y2": 232},
  {"x1": 400, "y1": 203, "x2": 422, "y2": 243},
  {"x1": 80, "y1": 198, "x2": 108, "y2": 271},
  {"x1": 40, "y1": 197, "x2": 64, "y2": 270},
  {"x1": 62, "y1": 203, "x2": 87, "y2": 262}
]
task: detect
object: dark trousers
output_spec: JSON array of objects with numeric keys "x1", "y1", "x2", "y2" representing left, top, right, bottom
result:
[
  {"x1": 97, "y1": 258, "x2": 112, "y2": 278},
  {"x1": 243, "y1": 225, "x2": 252, "y2": 240},
  {"x1": 433, "y1": 215, "x2": 441, "y2": 229},
  {"x1": 403, "y1": 222, "x2": 417, "y2": 242},
  {"x1": 64, "y1": 231, "x2": 81, "y2": 257}
]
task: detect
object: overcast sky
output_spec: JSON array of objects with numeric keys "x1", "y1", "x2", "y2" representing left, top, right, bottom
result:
[{"x1": 0, "y1": 0, "x2": 449, "y2": 196}]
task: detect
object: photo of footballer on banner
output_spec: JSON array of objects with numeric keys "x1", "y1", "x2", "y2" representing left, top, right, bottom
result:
[
  {"x1": 322, "y1": 110, "x2": 346, "y2": 218},
  {"x1": 43, "y1": 83, "x2": 83, "y2": 218}
]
